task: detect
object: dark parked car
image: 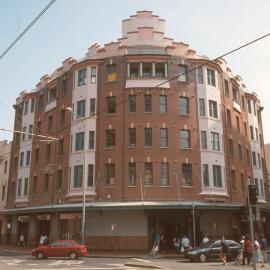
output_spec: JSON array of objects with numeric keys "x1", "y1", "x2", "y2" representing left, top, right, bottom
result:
[
  {"x1": 185, "y1": 240, "x2": 241, "y2": 262},
  {"x1": 32, "y1": 240, "x2": 88, "y2": 259}
]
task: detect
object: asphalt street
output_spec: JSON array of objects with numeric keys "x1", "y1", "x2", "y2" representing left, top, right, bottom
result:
[{"x1": 0, "y1": 253, "x2": 269, "y2": 270}]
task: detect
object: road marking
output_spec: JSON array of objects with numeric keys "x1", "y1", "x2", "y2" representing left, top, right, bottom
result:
[
  {"x1": 107, "y1": 264, "x2": 123, "y2": 266},
  {"x1": 27, "y1": 263, "x2": 39, "y2": 266},
  {"x1": 131, "y1": 258, "x2": 151, "y2": 263},
  {"x1": 0, "y1": 259, "x2": 26, "y2": 265},
  {"x1": 23, "y1": 268, "x2": 122, "y2": 270},
  {"x1": 48, "y1": 260, "x2": 85, "y2": 266}
]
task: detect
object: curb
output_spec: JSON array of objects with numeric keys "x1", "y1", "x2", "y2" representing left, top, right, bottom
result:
[{"x1": 124, "y1": 263, "x2": 162, "y2": 269}]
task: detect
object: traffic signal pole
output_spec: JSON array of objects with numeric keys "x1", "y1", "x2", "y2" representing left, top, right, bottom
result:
[{"x1": 248, "y1": 205, "x2": 256, "y2": 270}]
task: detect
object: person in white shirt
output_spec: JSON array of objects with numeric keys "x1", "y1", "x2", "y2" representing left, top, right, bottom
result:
[
  {"x1": 181, "y1": 235, "x2": 190, "y2": 250},
  {"x1": 202, "y1": 235, "x2": 209, "y2": 244}
]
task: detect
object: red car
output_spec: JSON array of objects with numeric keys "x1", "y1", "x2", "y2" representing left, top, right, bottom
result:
[{"x1": 32, "y1": 240, "x2": 88, "y2": 259}]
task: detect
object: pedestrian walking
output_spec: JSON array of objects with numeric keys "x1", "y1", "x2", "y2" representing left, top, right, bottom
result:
[
  {"x1": 150, "y1": 233, "x2": 160, "y2": 256},
  {"x1": 18, "y1": 234, "x2": 25, "y2": 247},
  {"x1": 220, "y1": 236, "x2": 229, "y2": 265},
  {"x1": 173, "y1": 236, "x2": 180, "y2": 253},
  {"x1": 202, "y1": 235, "x2": 209, "y2": 244},
  {"x1": 254, "y1": 238, "x2": 262, "y2": 264},
  {"x1": 181, "y1": 235, "x2": 190, "y2": 251},
  {"x1": 242, "y1": 235, "x2": 252, "y2": 265},
  {"x1": 259, "y1": 234, "x2": 268, "y2": 267}
]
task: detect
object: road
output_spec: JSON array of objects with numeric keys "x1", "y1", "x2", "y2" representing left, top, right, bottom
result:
[{"x1": 0, "y1": 252, "x2": 269, "y2": 270}]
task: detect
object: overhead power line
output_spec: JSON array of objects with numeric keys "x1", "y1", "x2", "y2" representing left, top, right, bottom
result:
[{"x1": 0, "y1": 0, "x2": 57, "y2": 61}]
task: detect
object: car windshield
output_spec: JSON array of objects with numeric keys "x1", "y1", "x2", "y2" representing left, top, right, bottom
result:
[{"x1": 199, "y1": 240, "x2": 215, "y2": 248}]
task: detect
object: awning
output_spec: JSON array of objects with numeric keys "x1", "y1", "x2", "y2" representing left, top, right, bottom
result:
[{"x1": 3, "y1": 200, "x2": 245, "y2": 214}]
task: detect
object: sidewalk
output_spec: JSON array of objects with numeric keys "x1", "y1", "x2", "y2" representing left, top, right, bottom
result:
[{"x1": 0, "y1": 244, "x2": 184, "y2": 259}]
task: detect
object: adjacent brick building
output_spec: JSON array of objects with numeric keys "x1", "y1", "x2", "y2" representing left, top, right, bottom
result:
[{"x1": 5, "y1": 11, "x2": 269, "y2": 250}]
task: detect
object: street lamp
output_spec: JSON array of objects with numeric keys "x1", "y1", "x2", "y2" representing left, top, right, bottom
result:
[{"x1": 65, "y1": 107, "x2": 86, "y2": 244}]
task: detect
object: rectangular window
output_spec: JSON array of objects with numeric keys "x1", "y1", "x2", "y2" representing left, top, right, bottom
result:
[
  {"x1": 179, "y1": 97, "x2": 189, "y2": 115},
  {"x1": 209, "y1": 100, "x2": 218, "y2": 118},
  {"x1": 233, "y1": 88, "x2": 240, "y2": 103},
  {"x1": 28, "y1": 125, "x2": 33, "y2": 139},
  {"x1": 107, "y1": 96, "x2": 116, "y2": 114},
  {"x1": 155, "y1": 62, "x2": 167, "y2": 78},
  {"x1": 160, "y1": 128, "x2": 168, "y2": 147},
  {"x1": 17, "y1": 178, "x2": 22, "y2": 197},
  {"x1": 178, "y1": 65, "x2": 188, "y2": 82},
  {"x1": 207, "y1": 68, "x2": 216, "y2": 86},
  {"x1": 228, "y1": 139, "x2": 234, "y2": 156},
  {"x1": 260, "y1": 179, "x2": 264, "y2": 198},
  {"x1": 144, "y1": 95, "x2": 152, "y2": 112},
  {"x1": 24, "y1": 100, "x2": 29, "y2": 115},
  {"x1": 44, "y1": 174, "x2": 49, "y2": 192},
  {"x1": 244, "y1": 122, "x2": 247, "y2": 136},
  {"x1": 22, "y1": 126, "x2": 27, "y2": 141},
  {"x1": 160, "y1": 162, "x2": 169, "y2": 186},
  {"x1": 238, "y1": 143, "x2": 242, "y2": 160},
  {"x1": 160, "y1": 95, "x2": 167, "y2": 113},
  {"x1": 213, "y1": 165, "x2": 222, "y2": 187},
  {"x1": 90, "y1": 98, "x2": 96, "y2": 116},
  {"x1": 202, "y1": 164, "x2": 209, "y2": 187},
  {"x1": 182, "y1": 163, "x2": 192, "y2": 186},
  {"x1": 224, "y1": 79, "x2": 229, "y2": 96},
  {"x1": 240, "y1": 173, "x2": 245, "y2": 193},
  {"x1": 24, "y1": 177, "x2": 28, "y2": 196},
  {"x1": 59, "y1": 138, "x2": 64, "y2": 155},
  {"x1": 128, "y1": 128, "x2": 136, "y2": 147},
  {"x1": 4, "y1": 161, "x2": 7, "y2": 174},
  {"x1": 89, "y1": 131, "x2": 95, "y2": 149},
  {"x1": 250, "y1": 126, "x2": 254, "y2": 140},
  {"x1": 199, "y1": 98, "x2": 205, "y2": 116},
  {"x1": 129, "y1": 95, "x2": 136, "y2": 112},
  {"x1": 57, "y1": 170, "x2": 62, "y2": 190},
  {"x1": 248, "y1": 99, "x2": 252, "y2": 114},
  {"x1": 74, "y1": 165, "x2": 83, "y2": 188},
  {"x1": 226, "y1": 109, "x2": 232, "y2": 126},
  {"x1": 142, "y1": 62, "x2": 152, "y2": 77},
  {"x1": 236, "y1": 116, "x2": 240, "y2": 132},
  {"x1": 105, "y1": 163, "x2": 115, "y2": 185},
  {"x1": 1, "y1": 185, "x2": 5, "y2": 200},
  {"x1": 90, "y1": 67, "x2": 96, "y2": 83},
  {"x1": 32, "y1": 176, "x2": 37, "y2": 194},
  {"x1": 88, "y1": 164, "x2": 94, "y2": 187},
  {"x1": 20, "y1": 152, "x2": 24, "y2": 167},
  {"x1": 46, "y1": 144, "x2": 51, "y2": 159},
  {"x1": 128, "y1": 62, "x2": 139, "y2": 78},
  {"x1": 26, "y1": 150, "x2": 31, "y2": 166},
  {"x1": 255, "y1": 128, "x2": 258, "y2": 141},
  {"x1": 107, "y1": 64, "x2": 117, "y2": 81},
  {"x1": 144, "y1": 162, "x2": 153, "y2": 186},
  {"x1": 35, "y1": 148, "x2": 39, "y2": 163},
  {"x1": 128, "y1": 162, "x2": 136, "y2": 186},
  {"x1": 61, "y1": 78, "x2": 67, "y2": 96},
  {"x1": 211, "y1": 132, "x2": 220, "y2": 151},
  {"x1": 105, "y1": 129, "x2": 115, "y2": 148},
  {"x1": 75, "y1": 132, "x2": 84, "y2": 151},
  {"x1": 78, "y1": 68, "x2": 87, "y2": 86},
  {"x1": 257, "y1": 153, "x2": 261, "y2": 168},
  {"x1": 30, "y1": 99, "x2": 35, "y2": 113},
  {"x1": 48, "y1": 115, "x2": 53, "y2": 130},
  {"x1": 77, "y1": 100, "x2": 86, "y2": 118},
  {"x1": 180, "y1": 130, "x2": 191, "y2": 148},
  {"x1": 201, "y1": 131, "x2": 207, "y2": 149},
  {"x1": 197, "y1": 67, "x2": 203, "y2": 84},
  {"x1": 231, "y1": 170, "x2": 236, "y2": 191},
  {"x1": 253, "y1": 101, "x2": 257, "y2": 116},
  {"x1": 252, "y1": 151, "x2": 257, "y2": 166},
  {"x1": 246, "y1": 148, "x2": 250, "y2": 164},
  {"x1": 241, "y1": 95, "x2": 245, "y2": 111},
  {"x1": 144, "y1": 128, "x2": 152, "y2": 147}
]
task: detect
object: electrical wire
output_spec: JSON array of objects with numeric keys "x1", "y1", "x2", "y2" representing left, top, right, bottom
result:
[{"x1": 0, "y1": 0, "x2": 57, "y2": 61}]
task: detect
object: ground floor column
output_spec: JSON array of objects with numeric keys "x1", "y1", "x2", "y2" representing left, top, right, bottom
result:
[
  {"x1": 27, "y1": 214, "x2": 37, "y2": 246},
  {"x1": 50, "y1": 213, "x2": 58, "y2": 242},
  {"x1": 10, "y1": 214, "x2": 18, "y2": 245}
]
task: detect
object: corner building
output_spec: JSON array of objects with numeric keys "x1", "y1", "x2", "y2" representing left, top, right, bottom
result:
[{"x1": 6, "y1": 11, "x2": 269, "y2": 250}]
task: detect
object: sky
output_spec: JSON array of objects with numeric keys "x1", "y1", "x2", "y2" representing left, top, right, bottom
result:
[{"x1": 0, "y1": 0, "x2": 270, "y2": 143}]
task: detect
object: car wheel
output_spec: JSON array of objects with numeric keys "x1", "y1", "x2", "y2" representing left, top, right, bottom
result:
[
  {"x1": 199, "y1": 253, "x2": 206, "y2": 263},
  {"x1": 69, "y1": 252, "x2": 77, "y2": 260},
  {"x1": 36, "y1": 252, "x2": 44, "y2": 259}
]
